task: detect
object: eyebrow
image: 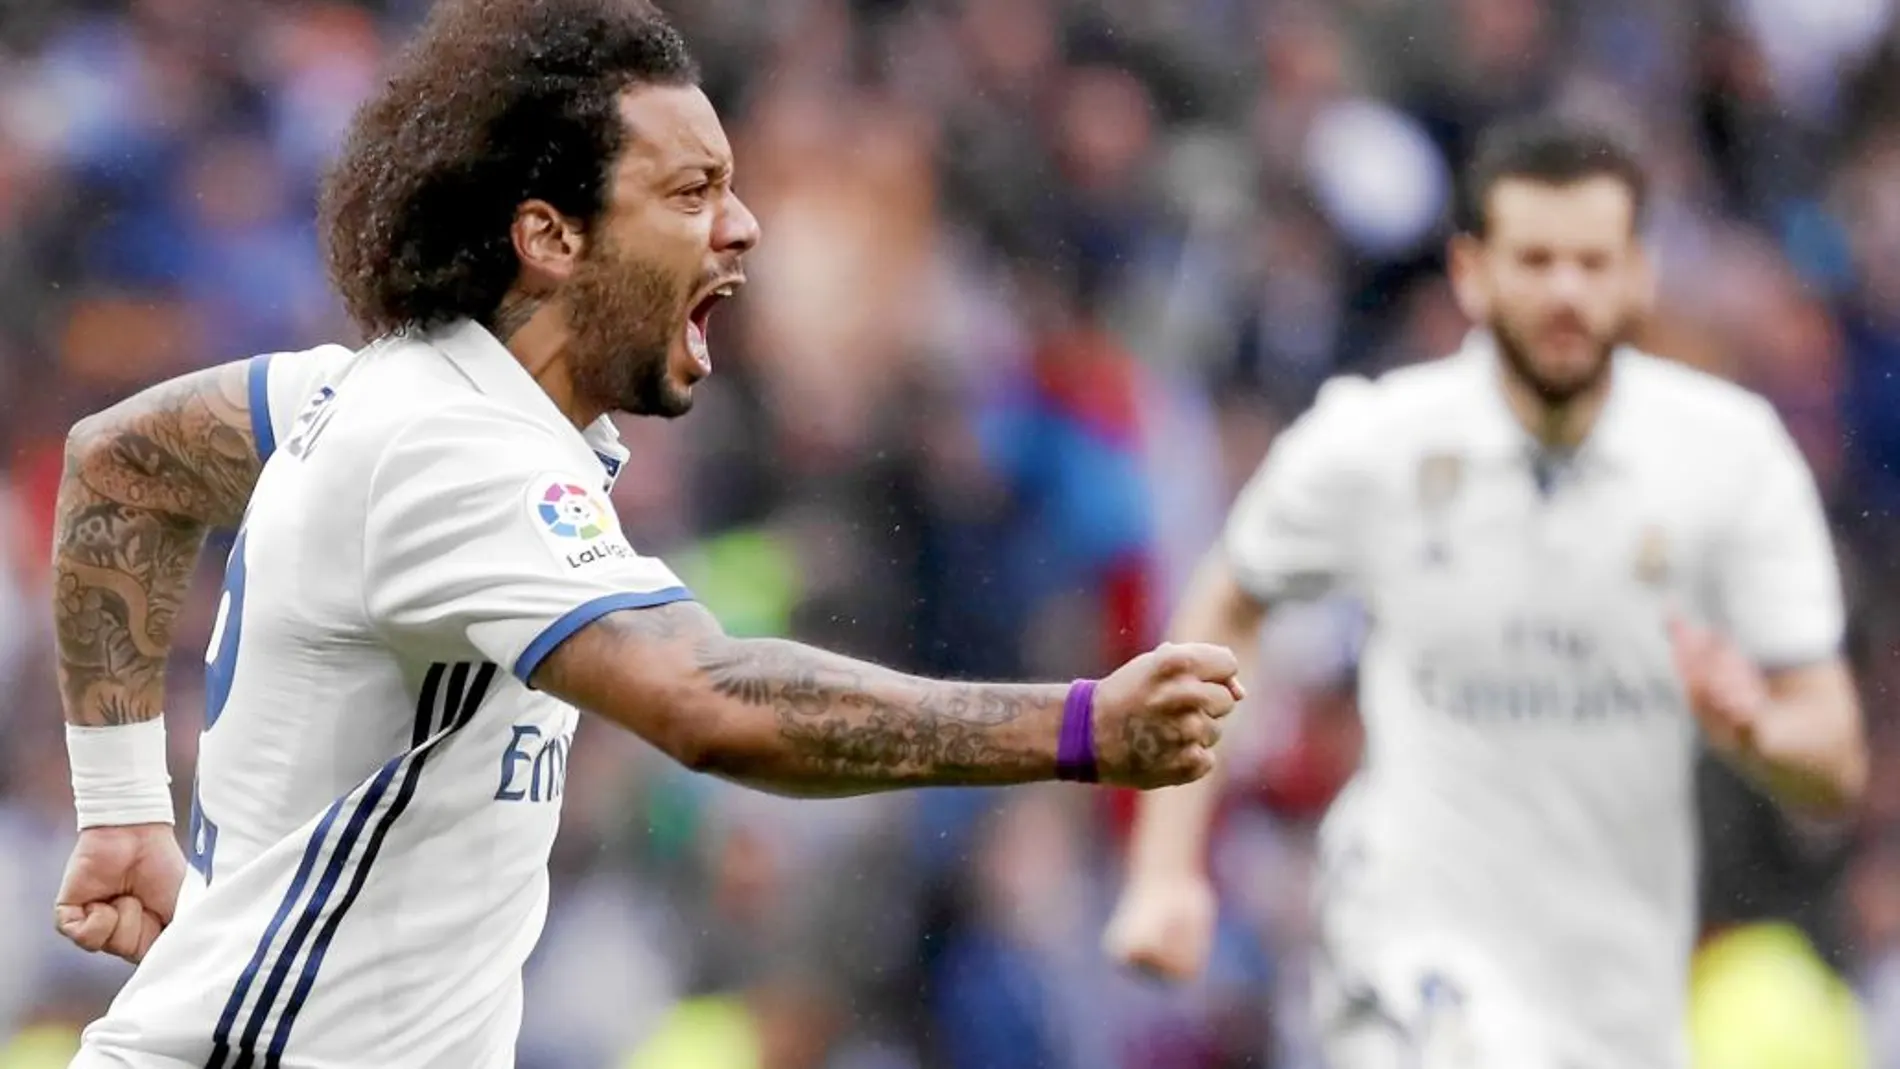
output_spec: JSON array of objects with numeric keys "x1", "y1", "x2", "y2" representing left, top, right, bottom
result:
[{"x1": 661, "y1": 158, "x2": 732, "y2": 185}]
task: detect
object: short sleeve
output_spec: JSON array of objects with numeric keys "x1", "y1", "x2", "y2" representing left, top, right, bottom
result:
[
  {"x1": 247, "y1": 345, "x2": 358, "y2": 464},
  {"x1": 1713, "y1": 405, "x2": 1844, "y2": 667},
  {"x1": 1223, "y1": 376, "x2": 1374, "y2": 604},
  {"x1": 362, "y1": 405, "x2": 693, "y2": 683}
]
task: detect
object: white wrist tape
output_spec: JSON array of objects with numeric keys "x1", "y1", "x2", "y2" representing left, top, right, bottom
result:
[{"x1": 67, "y1": 719, "x2": 175, "y2": 829}]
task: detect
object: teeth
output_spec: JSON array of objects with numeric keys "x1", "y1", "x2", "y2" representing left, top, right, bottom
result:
[
  {"x1": 715, "y1": 285, "x2": 735, "y2": 297},
  {"x1": 687, "y1": 320, "x2": 710, "y2": 370}
]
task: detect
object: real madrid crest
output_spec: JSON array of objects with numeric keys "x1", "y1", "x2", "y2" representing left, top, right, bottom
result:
[{"x1": 1634, "y1": 524, "x2": 1670, "y2": 586}]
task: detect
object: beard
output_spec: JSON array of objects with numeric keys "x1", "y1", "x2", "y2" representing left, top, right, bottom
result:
[
  {"x1": 1490, "y1": 308, "x2": 1625, "y2": 408},
  {"x1": 564, "y1": 238, "x2": 696, "y2": 419}
]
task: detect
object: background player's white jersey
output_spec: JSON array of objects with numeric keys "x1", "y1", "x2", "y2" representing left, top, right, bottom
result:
[
  {"x1": 75, "y1": 321, "x2": 692, "y2": 1069},
  {"x1": 1226, "y1": 332, "x2": 1844, "y2": 1069}
]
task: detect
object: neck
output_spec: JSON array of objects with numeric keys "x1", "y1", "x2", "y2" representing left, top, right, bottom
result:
[
  {"x1": 492, "y1": 294, "x2": 601, "y2": 430},
  {"x1": 1499, "y1": 362, "x2": 1612, "y2": 452}
]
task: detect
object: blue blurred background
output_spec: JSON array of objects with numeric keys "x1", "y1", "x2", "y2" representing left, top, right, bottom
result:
[{"x1": 5, "y1": 0, "x2": 1900, "y2": 1066}]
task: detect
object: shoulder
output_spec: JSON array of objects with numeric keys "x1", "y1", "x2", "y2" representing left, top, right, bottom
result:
[
  {"x1": 1362, "y1": 352, "x2": 1487, "y2": 422},
  {"x1": 1286, "y1": 353, "x2": 1482, "y2": 452},
  {"x1": 250, "y1": 341, "x2": 362, "y2": 397},
  {"x1": 375, "y1": 397, "x2": 568, "y2": 471},
  {"x1": 267, "y1": 341, "x2": 359, "y2": 366},
  {"x1": 1615, "y1": 351, "x2": 1791, "y2": 449},
  {"x1": 333, "y1": 335, "x2": 548, "y2": 448},
  {"x1": 357, "y1": 399, "x2": 585, "y2": 536},
  {"x1": 320, "y1": 352, "x2": 567, "y2": 488}
]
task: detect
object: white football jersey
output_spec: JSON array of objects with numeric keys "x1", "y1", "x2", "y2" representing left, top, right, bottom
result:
[
  {"x1": 1227, "y1": 332, "x2": 1844, "y2": 1069},
  {"x1": 74, "y1": 320, "x2": 692, "y2": 1069}
]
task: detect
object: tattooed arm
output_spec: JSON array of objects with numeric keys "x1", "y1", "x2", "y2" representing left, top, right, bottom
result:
[
  {"x1": 532, "y1": 601, "x2": 1241, "y2": 797},
  {"x1": 54, "y1": 361, "x2": 260, "y2": 728}
]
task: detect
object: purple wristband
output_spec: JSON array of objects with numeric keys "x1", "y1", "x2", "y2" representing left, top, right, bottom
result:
[{"x1": 1057, "y1": 679, "x2": 1099, "y2": 783}]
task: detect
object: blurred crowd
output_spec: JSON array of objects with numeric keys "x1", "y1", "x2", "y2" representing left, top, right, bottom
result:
[{"x1": 5, "y1": 0, "x2": 1900, "y2": 1066}]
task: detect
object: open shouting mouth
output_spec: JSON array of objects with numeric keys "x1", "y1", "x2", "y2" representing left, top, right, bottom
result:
[{"x1": 684, "y1": 275, "x2": 743, "y2": 375}]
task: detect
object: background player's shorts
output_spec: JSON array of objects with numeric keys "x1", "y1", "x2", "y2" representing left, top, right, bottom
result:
[{"x1": 1312, "y1": 932, "x2": 1565, "y2": 1069}]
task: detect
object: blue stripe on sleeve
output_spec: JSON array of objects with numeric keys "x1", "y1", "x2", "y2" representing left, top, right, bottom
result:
[
  {"x1": 513, "y1": 586, "x2": 695, "y2": 684},
  {"x1": 247, "y1": 353, "x2": 277, "y2": 464}
]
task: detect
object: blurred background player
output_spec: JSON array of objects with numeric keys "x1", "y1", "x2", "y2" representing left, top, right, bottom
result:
[{"x1": 1103, "y1": 117, "x2": 1868, "y2": 1068}]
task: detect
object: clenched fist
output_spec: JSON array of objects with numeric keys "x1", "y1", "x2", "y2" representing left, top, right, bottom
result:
[
  {"x1": 1102, "y1": 870, "x2": 1218, "y2": 982},
  {"x1": 54, "y1": 823, "x2": 185, "y2": 964},
  {"x1": 1092, "y1": 642, "x2": 1244, "y2": 788},
  {"x1": 1668, "y1": 617, "x2": 1770, "y2": 759}
]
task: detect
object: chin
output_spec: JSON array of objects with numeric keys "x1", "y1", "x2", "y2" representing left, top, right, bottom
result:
[
  {"x1": 1531, "y1": 350, "x2": 1610, "y2": 390},
  {"x1": 647, "y1": 381, "x2": 698, "y2": 419},
  {"x1": 1530, "y1": 371, "x2": 1606, "y2": 406}
]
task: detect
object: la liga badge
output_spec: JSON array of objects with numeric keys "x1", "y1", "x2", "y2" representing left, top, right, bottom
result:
[
  {"x1": 537, "y1": 480, "x2": 611, "y2": 540},
  {"x1": 527, "y1": 474, "x2": 637, "y2": 570}
]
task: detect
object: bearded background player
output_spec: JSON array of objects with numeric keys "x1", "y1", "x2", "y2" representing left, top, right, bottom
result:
[
  {"x1": 1104, "y1": 119, "x2": 1868, "y2": 1067},
  {"x1": 45, "y1": 2, "x2": 1242, "y2": 1066}
]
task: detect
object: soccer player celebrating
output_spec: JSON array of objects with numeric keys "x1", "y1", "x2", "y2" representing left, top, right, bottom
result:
[
  {"x1": 48, "y1": 3, "x2": 1241, "y2": 1066},
  {"x1": 1103, "y1": 118, "x2": 1867, "y2": 1068}
]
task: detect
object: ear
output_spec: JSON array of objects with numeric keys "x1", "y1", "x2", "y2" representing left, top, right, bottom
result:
[
  {"x1": 510, "y1": 199, "x2": 586, "y2": 291},
  {"x1": 1447, "y1": 233, "x2": 1490, "y2": 324}
]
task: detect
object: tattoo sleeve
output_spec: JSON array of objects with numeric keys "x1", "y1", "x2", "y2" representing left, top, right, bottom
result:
[
  {"x1": 532, "y1": 602, "x2": 1069, "y2": 796},
  {"x1": 54, "y1": 362, "x2": 261, "y2": 727}
]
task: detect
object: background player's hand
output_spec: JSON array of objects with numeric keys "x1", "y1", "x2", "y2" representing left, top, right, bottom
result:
[
  {"x1": 1102, "y1": 870, "x2": 1217, "y2": 982},
  {"x1": 1092, "y1": 642, "x2": 1244, "y2": 788},
  {"x1": 1669, "y1": 616, "x2": 1771, "y2": 757},
  {"x1": 54, "y1": 823, "x2": 186, "y2": 964}
]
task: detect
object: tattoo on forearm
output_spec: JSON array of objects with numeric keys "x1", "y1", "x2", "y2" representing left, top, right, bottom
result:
[
  {"x1": 537, "y1": 603, "x2": 1066, "y2": 788},
  {"x1": 54, "y1": 364, "x2": 259, "y2": 727},
  {"x1": 693, "y1": 638, "x2": 1058, "y2": 785}
]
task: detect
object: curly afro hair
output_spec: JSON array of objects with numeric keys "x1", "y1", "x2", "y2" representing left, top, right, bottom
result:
[{"x1": 318, "y1": 0, "x2": 700, "y2": 338}]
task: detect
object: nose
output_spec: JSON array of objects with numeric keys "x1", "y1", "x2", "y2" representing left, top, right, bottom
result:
[
  {"x1": 1547, "y1": 260, "x2": 1591, "y2": 304},
  {"x1": 715, "y1": 189, "x2": 762, "y2": 256}
]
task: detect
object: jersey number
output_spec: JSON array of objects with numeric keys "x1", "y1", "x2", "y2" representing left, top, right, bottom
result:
[{"x1": 189, "y1": 527, "x2": 250, "y2": 881}]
